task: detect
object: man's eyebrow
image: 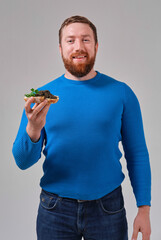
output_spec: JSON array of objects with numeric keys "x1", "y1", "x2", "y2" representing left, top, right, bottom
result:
[
  {"x1": 65, "y1": 34, "x2": 91, "y2": 39},
  {"x1": 81, "y1": 34, "x2": 91, "y2": 38}
]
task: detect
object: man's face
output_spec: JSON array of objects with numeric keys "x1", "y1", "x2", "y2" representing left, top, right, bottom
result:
[{"x1": 59, "y1": 23, "x2": 98, "y2": 78}]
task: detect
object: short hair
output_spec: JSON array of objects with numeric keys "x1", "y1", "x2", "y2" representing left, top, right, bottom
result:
[{"x1": 59, "y1": 15, "x2": 98, "y2": 45}]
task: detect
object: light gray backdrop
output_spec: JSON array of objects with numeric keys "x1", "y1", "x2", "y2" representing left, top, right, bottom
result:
[{"x1": 1, "y1": 0, "x2": 161, "y2": 239}]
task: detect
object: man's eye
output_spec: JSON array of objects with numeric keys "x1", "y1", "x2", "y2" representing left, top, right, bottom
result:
[
  {"x1": 67, "y1": 40, "x2": 74, "y2": 43},
  {"x1": 83, "y1": 39, "x2": 89, "y2": 42}
]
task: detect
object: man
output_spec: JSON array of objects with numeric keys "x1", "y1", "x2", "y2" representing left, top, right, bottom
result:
[{"x1": 12, "y1": 15, "x2": 151, "y2": 240}]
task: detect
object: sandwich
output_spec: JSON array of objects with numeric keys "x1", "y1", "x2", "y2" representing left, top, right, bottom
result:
[{"x1": 24, "y1": 88, "x2": 59, "y2": 104}]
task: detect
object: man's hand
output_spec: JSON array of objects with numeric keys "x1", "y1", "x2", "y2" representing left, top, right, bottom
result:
[
  {"x1": 25, "y1": 97, "x2": 51, "y2": 142},
  {"x1": 131, "y1": 206, "x2": 151, "y2": 240}
]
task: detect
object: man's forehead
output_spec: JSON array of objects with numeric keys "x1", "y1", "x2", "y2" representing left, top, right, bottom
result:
[{"x1": 62, "y1": 23, "x2": 93, "y2": 37}]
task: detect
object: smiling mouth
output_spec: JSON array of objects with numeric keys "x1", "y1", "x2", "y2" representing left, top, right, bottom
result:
[{"x1": 72, "y1": 55, "x2": 87, "y2": 59}]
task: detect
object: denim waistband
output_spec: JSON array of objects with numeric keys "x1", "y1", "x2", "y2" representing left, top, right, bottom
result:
[{"x1": 41, "y1": 185, "x2": 122, "y2": 203}]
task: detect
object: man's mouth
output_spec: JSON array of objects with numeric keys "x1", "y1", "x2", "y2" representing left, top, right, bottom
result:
[{"x1": 72, "y1": 55, "x2": 87, "y2": 59}]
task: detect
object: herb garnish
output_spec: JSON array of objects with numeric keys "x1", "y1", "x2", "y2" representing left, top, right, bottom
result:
[{"x1": 25, "y1": 88, "x2": 39, "y2": 97}]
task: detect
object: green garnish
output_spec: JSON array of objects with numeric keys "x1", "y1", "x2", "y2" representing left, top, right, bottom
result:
[{"x1": 25, "y1": 88, "x2": 39, "y2": 97}]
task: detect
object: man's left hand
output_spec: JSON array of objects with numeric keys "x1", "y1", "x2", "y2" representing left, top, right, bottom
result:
[{"x1": 131, "y1": 205, "x2": 151, "y2": 240}]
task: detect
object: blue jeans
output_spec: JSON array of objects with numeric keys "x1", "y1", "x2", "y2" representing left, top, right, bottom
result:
[{"x1": 36, "y1": 185, "x2": 128, "y2": 240}]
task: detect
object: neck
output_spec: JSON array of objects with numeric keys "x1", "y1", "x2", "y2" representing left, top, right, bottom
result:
[{"x1": 64, "y1": 69, "x2": 97, "y2": 81}]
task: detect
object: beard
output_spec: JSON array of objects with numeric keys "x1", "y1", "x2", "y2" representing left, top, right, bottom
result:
[{"x1": 61, "y1": 49, "x2": 97, "y2": 78}]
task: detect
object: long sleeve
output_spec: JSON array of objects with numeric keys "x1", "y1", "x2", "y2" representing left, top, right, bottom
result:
[
  {"x1": 121, "y1": 83, "x2": 151, "y2": 207},
  {"x1": 12, "y1": 109, "x2": 45, "y2": 170}
]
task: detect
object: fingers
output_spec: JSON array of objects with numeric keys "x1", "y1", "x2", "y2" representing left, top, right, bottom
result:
[
  {"x1": 32, "y1": 103, "x2": 39, "y2": 110},
  {"x1": 131, "y1": 225, "x2": 150, "y2": 240},
  {"x1": 25, "y1": 97, "x2": 35, "y2": 114},
  {"x1": 142, "y1": 229, "x2": 151, "y2": 240},
  {"x1": 37, "y1": 102, "x2": 50, "y2": 118},
  {"x1": 25, "y1": 98, "x2": 49, "y2": 116},
  {"x1": 31, "y1": 100, "x2": 48, "y2": 116}
]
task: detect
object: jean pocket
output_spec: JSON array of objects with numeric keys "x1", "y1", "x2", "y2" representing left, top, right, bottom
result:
[
  {"x1": 99, "y1": 186, "x2": 125, "y2": 214},
  {"x1": 40, "y1": 190, "x2": 61, "y2": 210}
]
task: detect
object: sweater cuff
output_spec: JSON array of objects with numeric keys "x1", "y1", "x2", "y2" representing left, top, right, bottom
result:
[
  {"x1": 136, "y1": 198, "x2": 151, "y2": 207},
  {"x1": 25, "y1": 131, "x2": 41, "y2": 144}
]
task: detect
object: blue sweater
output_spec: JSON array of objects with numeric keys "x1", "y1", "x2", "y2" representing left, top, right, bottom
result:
[{"x1": 12, "y1": 71, "x2": 151, "y2": 207}]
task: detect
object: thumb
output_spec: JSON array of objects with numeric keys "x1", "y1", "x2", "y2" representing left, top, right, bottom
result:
[{"x1": 131, "y1": 226, "x2": 139, "y2": 240}]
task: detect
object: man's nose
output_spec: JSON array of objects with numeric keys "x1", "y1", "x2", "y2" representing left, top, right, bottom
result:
[{"x1": 74, "y1": 39, "x2": 85, "y2": 51}]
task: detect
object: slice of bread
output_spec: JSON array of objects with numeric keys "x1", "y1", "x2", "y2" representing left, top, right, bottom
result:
[{"x1": 24, "y1": 96, "x2": 59, "y2": 104}]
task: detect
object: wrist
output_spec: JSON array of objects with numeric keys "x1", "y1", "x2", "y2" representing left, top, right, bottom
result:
[
  {"x1": 26, "y1": 124, "x2": 41, "y2": 142},
  {"x1": 138, "y1": 205, "x2": 150, "y2": 214}
]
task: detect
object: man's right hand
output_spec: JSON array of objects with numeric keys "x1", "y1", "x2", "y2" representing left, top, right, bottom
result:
[{"x1": 25, "y1": 97, "x2": 51, "y2": 142}]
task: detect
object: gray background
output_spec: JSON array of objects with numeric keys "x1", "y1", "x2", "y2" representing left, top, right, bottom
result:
[{"x1": 1, "y1": 0, "x2": 161, "y2": 239}]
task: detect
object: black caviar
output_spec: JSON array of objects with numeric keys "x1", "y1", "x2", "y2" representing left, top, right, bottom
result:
[{"x1": 35, "y1": 90, "x2": 57, "y2": 99}]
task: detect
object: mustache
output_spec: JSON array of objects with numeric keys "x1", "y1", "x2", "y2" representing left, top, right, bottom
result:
[{"x1": 70, "y1": 51, "x2": 88, "y2": 58}]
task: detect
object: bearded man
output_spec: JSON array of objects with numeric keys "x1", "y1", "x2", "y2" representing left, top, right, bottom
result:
[{"x1": 12, "y1": 15, "x2": 151, "y2": 240}]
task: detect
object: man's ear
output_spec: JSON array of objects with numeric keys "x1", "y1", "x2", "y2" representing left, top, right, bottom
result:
[
  {"x1": 95, "y1": 42, "x2": 98, "y2": 53},
  {"x1": 59, "y1": 44, "x2": 62, "y2": 55}
]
